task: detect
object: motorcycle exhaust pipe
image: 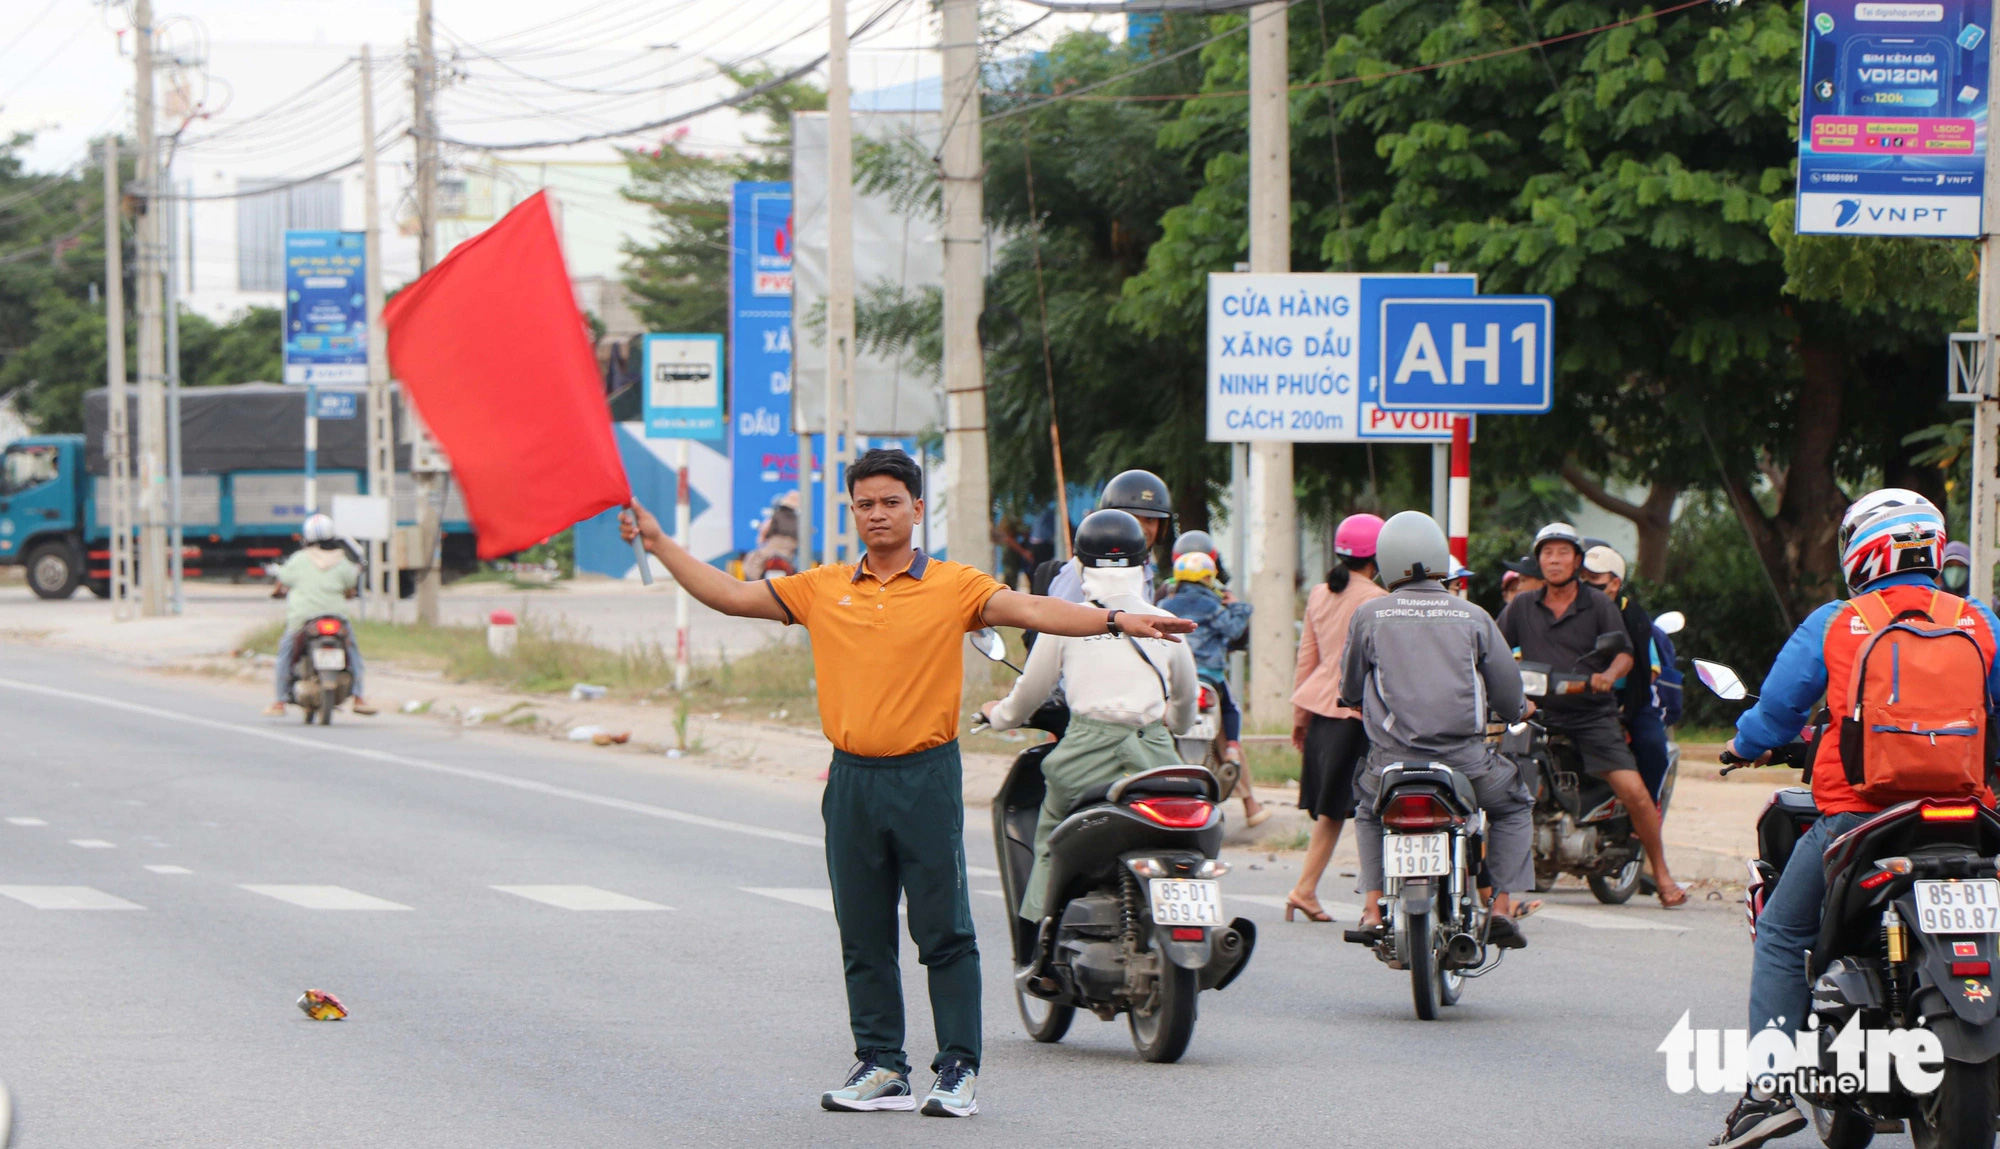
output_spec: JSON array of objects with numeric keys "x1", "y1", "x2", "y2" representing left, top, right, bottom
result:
[
  {"x1": 1214, "y1": 927, "x2": 1243, "y2": 958},
  {"x1": 1447, "y1": 932, "x2": 1481, "y2": 966}
]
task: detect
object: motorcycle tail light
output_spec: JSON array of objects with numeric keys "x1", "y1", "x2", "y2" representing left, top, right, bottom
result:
[
  {"x1": 1197, "y1": 686, "x2": 1214, "y2": 710},
  {"x1": 314, "y1": 618, "x2": 343, "y2": 636},
  {"x1": 1170, "y1": 927, "x2": 1205, "y2": 941},
  {"x1": 1953, "y1": 961, "x2": 1992, "y2": 977},
  {"x1": 1130, "y1": 798, "x2": 1214, "y2": 829},
  {"x1": 1382, "y1": 793, "x2": 1457, "y2": 831},
  {"x1": 1859, "y1": 870, "x2": 1896, "y2": 890},
  {"x1": 1922, "y1": 804, "x2": 1980, "y2": 822}
]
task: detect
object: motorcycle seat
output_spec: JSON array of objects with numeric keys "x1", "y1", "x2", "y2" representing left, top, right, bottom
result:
[
  {"x1": 1070, "y1": 765, "x2": 1220, "y2": 813},
  {"x1": 1376, "y1": 761, "x2": 1477, "y2": 814}
]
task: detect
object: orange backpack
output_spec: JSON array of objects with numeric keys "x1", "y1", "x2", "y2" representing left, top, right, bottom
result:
[{"x1": 1837, "y1": 591, "x2": 1992, "y2": 804}]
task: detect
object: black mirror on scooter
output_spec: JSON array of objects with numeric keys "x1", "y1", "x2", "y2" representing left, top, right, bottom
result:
[
  {"x1": 1592, "y1": 631, "x2": 1632, "y2": 657},
  {"x1": 1692, "y1": 658, "x2": 1753, "y2": 702}
]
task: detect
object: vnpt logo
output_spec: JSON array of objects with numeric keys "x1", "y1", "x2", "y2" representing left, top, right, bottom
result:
[{"x1": 1834, "y1": 198, "x2": 1863, "y2": 227}]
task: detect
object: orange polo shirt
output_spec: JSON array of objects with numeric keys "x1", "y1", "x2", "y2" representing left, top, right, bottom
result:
[{"x1": 766, "y1": 549, "x2": 1007, "y2": 758}]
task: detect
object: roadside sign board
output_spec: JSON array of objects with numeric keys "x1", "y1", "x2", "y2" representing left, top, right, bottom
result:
[
  {"x1": 729, "y1": 182, "x2": 798, "y2": 554},
  {"x1": 1796, "y1": 0, "x2": 1989, "y2": 236},
  {"x1": 313, "y1": 390, "x2": 358, "y2": 420},
  {"x1": 643, "y1": 333, "x2": 726, "y2": 441},
  {"x1": 282, "y1": 230, "x2": 368, "y2": 384},
  {"x1": 1376, "y1": 296, "x2": 1554, "y2": 413},
  {"x1": 1206, "y1": 273, "x2": 1475, "y2": 442}
]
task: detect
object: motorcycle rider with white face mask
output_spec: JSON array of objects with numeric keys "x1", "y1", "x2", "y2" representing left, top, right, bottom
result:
[{"x1": 982, "y1": 509, "x2": 1200, "y2": 966}]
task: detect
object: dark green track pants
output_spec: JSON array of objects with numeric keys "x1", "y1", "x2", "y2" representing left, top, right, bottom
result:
[{"x1": 823, "y1": 739, "x2": 980, "y2": 1074}]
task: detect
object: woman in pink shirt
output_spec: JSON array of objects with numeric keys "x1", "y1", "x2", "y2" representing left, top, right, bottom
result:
[{"x1": 1283, "y1": 513, "x2": 1387, "y2": 922}]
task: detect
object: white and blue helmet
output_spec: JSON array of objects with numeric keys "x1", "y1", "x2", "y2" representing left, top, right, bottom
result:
[{"x1": 1838, "y1": 488, "x2": 1945, "y2": 592}]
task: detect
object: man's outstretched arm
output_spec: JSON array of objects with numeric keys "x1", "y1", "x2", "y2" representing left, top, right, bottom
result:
[
  {"x1": 621, "y1": 500, "x2": 788, "y2": 621},
  {"x1": 982, "y1": 588, "x2": 1196, "y2": 641}
]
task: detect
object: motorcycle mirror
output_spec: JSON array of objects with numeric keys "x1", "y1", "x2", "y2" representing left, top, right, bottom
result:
[
  {"x1": 1654, "y1": 610, "x2": 1685, "y2": 635},
  {"x1": 1592, "y1": 631, "x2": 1632, "y2": 656},
  {"x1": 970, "y1": 628, "x2": 1007, "y2": 662},
  {"x1": 1693, "y1": 658, "x2": 1751, "y2": 701}
]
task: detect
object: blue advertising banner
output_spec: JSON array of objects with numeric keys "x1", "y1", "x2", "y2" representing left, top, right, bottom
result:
[
  {"x1": 1797, "y1": 0, "x2": 1989, "y2": 236},
  {"x1": 642, "y1": 333, "x2": 726, "y2": 440},
  {"x1": 730, "y1": 182, "x2": 798, "y2": 556},
  {"x1": 282, "y1": 230, "x2": 367, "y2": 384}
]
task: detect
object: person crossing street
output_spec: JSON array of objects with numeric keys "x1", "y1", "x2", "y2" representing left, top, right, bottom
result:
[{"x1": 621, "y1": 449, "x2": 1194, "y2": 1119}]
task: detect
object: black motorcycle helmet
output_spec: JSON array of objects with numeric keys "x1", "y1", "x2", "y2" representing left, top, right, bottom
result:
[
  {"x1": 1099, "y1": 469, "x2": 1172, "y2": 521},
  {"x1": 1073, "y1": 509, "x2": 1150, "y2": 569}
]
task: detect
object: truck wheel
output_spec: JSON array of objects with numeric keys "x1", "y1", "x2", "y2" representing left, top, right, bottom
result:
[
  {"x1": 86, "y1": 579, "x2": 110, "y2": 599},
  {"x1": 25, "y1": 542, "x2": 81, "y2": 600}
]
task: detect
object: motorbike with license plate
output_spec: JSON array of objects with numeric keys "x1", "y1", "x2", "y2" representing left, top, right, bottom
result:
[
  {"x1": 1504, "y1": 624, "x2": 1681, "y2": 904},
  {"x1": 1340, "y1": 757, "x2": 1509, "y2": 1020},
  {"x1": 1697, "y1": 657, "x2": 2000, "y2": 1149},
  {"x1": 289, "y1": 614, "x2": 355, "y2": 726},
  {"x1": 968, "y1": 627, "x2": 1257, "y2": 1063}
]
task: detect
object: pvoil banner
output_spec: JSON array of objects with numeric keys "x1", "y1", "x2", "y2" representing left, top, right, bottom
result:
[
  {"x1": 1796, "y1": 0, "x2": 1989, "y2": 237},
  {"x1": 729, "y1": 181, "x2": 797, "y2": 556}
]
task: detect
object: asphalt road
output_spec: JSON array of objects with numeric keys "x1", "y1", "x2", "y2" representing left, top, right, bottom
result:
[{"x1": 0, "y1": 644, "x2": 1806, "y2": 1148}]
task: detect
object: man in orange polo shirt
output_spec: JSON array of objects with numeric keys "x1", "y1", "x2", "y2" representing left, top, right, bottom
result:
[{"x1": 621, "y1": 448, "x2": 1192, "y2": 1119}]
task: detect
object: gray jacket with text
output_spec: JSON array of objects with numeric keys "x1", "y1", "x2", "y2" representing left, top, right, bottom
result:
[{"x1": 1337, "y1": 579, "x2": 1526, "y2": 769}]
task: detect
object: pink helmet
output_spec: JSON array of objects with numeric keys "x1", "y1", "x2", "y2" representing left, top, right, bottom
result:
[{"x1": 1334, "y1": 513, "x2": 1386, "y2": 559}]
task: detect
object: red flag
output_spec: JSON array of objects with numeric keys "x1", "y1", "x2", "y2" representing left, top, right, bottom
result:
[{"x1": 385, "y1": 191, "x2": 628, "y2": 559}]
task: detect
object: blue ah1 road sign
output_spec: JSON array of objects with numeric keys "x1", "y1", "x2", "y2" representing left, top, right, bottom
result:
[{"x1": 1377, "y1": 296, "x2": 1554, "y2": 413}]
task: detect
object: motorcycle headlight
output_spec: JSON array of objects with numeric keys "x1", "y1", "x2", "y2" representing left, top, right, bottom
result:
[{"x1": 1519, "y1": 669, "x2": 1549, "y2": 698}]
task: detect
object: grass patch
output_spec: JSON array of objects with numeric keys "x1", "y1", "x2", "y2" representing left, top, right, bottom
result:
[
  {"x1": 1676, "y1": 725, "x2": 1735, "y2": 745},
  {"x1": 240, "y1": 616, "x2": 819, "y2": 721},
  {"x1": 1244, "y1": 739, "x2": 1300, "y2": 786}
]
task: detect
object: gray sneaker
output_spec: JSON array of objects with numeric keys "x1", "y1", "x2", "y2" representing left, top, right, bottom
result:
[
  {"x1": 820, "y1": 1058, "x2": 915, "y2": 1112},
  {"x1": 920, "y1": 1060, "x2": 977, "y2": 1118}
]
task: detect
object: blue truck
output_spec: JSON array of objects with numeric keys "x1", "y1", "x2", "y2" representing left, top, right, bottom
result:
[{"x1": 0, "y1": 383, "x2": 475, "y2": 599}]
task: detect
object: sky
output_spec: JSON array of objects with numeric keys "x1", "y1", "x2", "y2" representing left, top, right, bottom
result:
[{"x1": 0, "y1": 0, "x2": 1108, "y2": 175}]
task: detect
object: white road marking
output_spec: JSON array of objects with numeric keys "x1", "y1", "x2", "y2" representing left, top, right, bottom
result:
[
  {"x1": 144, "y1": 865, "x2": 192, "y2": 875},
  {"x1": 974, "y1": 889, "x2": 1004, "y2": 898},
  {"x1": 239, "y1": 885, "x2": 412, "y2": 911},
  {"x1": 742, "y1": 887, "x2": 835, "y2": 912},
  {"x1": 5, "y1": 818, "x2": 46, "y2": 827},
  {"x1": 1531, "y1": 905, "x2": 1686, "y2": 933},
  {"x1": 966, "y1": 865, "x2": 1001, "y2": 878},
  {"x1": 0, "y1": 886, "x2": 143, "y2": 910},
  {"x1": 1232, "y1": 893, "x2": 1365, "y2": 918},
  {"x1": 492, "y1": 885, "x2": 671, "y2": 911},
  {"x1": 68, "y1": 839, "x2": 114, "y2": 849},
  {"x1": 0, "y1": 677, "x2": 823, "y2": 848}
]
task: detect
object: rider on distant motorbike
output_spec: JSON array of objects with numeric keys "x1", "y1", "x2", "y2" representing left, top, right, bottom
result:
[
  {"x1": 262, "y1": 513, "x2": 373, "y2": 717},
  {"x1": 1043, "y1": 470, "x2": 1172, "y2": 605},
  {"x1": 1707, "y1": 489, "x2": 2000, "y2": 1149},
  {"x1": 1578, "y1": 544, "x2": 1673, "y2": 804},
  {"x1": 981, "y1": 509, "x2": 1200, "y2": 937},
  {"x1": 1341, "y1": 511, "x2": 1533, "y2": 947},
  {"x1": 1498, "y1": 522, "x2": 1683, "y2": 907},
  {"x1": 1157, "y1": 548, "x2": 1268, "y2": 828}
]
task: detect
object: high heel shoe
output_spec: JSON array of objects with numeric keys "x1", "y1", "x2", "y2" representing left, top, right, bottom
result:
[{"x1": 1284, "y1": 893, "x2": 1333, "y2": 923}]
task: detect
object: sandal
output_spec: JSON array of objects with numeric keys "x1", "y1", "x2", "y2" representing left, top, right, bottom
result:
[
  {"x1": 1657, "y1": 882, "x2": 1689, "y2": 910},
  {"x1": 1510, "y1": 898, "x2": 1543, "y2": 920},
  {"x1": 1284, "y1": 893, "x2": 1333, "y2": 923}
]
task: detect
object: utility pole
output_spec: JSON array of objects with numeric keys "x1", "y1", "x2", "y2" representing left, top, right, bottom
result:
[
  {"x1": 165, "y1": 155, "x2": 183, "y2": 614},
  {"x1": 1245, "y1": 1, "x2": 1295, "y2": 726},
  {"x1": 103, "y1": 138, "x2": 135, "y2": 619},
  {"x1": 1974, "y1": 6, "x2": 2000, "y2": 602},
  {"x1": 414, "y1": 0, "x2": 444, "y2": 624},
  {"x1": 941, "y1": 0, "x2": 990, "y2": 681},
  {"x1": 823, "y1": 0, "x2": 854, "y2": 566},
  {"x1": 361, "y1": 47, "x2": 397, "y2": 620},
  {"x1": 133, "y1": 0, "x2": 167, "y2": 616}
]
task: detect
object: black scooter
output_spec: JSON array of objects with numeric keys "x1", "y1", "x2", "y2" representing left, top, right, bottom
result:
[
  {"x1": 1697, "y1": 658, "x2": 2000, "y2": 1149},
  {"x1": 969, "y1": 629, "x2": 1256, "y2": 1063},
  {"x1": 290, "y1": 615, "x2": 355, "y2": 726}
]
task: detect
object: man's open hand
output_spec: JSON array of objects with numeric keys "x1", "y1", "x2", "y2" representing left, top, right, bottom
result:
[{"x1": 1119, "y1": 613, "x2": 1197, "y2": 642}]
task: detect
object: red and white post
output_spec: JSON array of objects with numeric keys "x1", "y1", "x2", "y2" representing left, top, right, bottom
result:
[{"x1": 1447, "y1": 415, "x2": 1471, "y2": 563}]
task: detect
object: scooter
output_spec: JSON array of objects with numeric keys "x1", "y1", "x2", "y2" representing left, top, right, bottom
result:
[
  {"x1": 1172, "y1": 681, "x2": 1242, "y2": 799},
  {"x1": 1696, "y1": 657, "x2": 2000, "y2": 1149},
  {"x1": 289, "y1": 615, "x2": 354, "y2": 726},
  {"x1": 969, "y1": 628, "x2": 1256, "y2": 1063}
]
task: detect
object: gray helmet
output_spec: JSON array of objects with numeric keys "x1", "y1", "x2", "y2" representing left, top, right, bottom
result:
[
  {"x1": 1532, "y1": 521, "x2": 1584, "y2": 559},
  {"x1": 1171, "y1": 529, "x2": 1216, "y2": 559},
  {"x1": 1376, "y1": 511, "x2": 1452, "y2": 589}
]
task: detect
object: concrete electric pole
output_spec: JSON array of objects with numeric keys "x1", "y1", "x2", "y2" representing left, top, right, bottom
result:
[
  {"x1": 414, "y1": 0, "x2": 444, "y2": 624},
  {"x1": 1245, "y1": 1, "x2": 1296, "y2": 725},
  {"x1": 940, "y1": 0, "x2": 991, "y2": 684},
  {"x1": 823, "y1": 0, "x2": 855, "y2": 566},
  {"x1": 133, "y1": 0, "x2": 168, "y2": 616},
  {"x1": 361, "y1": 47, "x2": 397, "y2": 619},
  {"x1": 1972, "y1": 0, "x2": 2000, "y2": 601},
  {"x1": 103, "y1": 138, "x2": 135, "y2": 619}
]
